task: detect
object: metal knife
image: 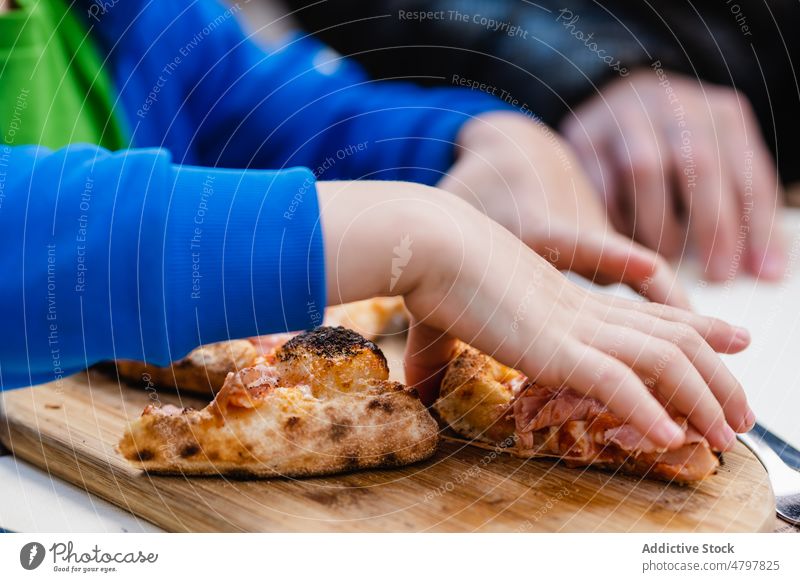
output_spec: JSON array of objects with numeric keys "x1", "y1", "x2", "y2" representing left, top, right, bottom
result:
[
  {"x1": 750, "y1": 423, "x2": 800, "y2": 470},
  {"x1": 738, "y1": 424, "x2": 800, "y2": 526}
]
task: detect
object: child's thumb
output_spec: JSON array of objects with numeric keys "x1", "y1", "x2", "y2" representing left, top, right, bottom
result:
[{"x1": 403, "y1": 320, "x2": 458, "y2": 406}]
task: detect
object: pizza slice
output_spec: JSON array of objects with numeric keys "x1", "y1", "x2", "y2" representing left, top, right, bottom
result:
[
  {"x1": 434, "y1": 344, "x2": 721, "y2": 483},
  {"x1": 323, "y1": 296, "x2": 408, "y2": 339},
  {"x1": 112, "y1": 298, "x2": 408, "y2": 396},
  {"x1": 117, "y1": 326, "x2": 438, "y2": 478}
]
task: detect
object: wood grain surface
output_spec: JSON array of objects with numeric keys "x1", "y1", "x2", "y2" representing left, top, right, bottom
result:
[{"x1": 0, "y1": 361, "x2": 775, "y2": 532}]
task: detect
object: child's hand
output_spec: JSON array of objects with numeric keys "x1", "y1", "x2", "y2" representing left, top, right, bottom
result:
[
  {"x1": 317, "y1": 180, "x2": 753, "y2": 452},
  {"x1": 440, "y1": 111, "x2": 690, "y2": 308}
]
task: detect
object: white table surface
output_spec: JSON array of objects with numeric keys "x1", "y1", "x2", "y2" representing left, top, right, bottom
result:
[
  {"x1": 0, "y1": 456, "x2": 160, "y2": 533},
  {"x1": 2, "y1": 210, "x2": 800, "y2": 533}
]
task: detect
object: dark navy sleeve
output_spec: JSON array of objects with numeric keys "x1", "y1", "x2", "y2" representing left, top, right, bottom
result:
[{"x1": 0, "y1": 144, "x2": 324, "y2": 390}]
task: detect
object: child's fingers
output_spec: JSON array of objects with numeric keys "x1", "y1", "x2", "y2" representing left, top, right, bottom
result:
[
  {"x1": 403, "y1": 319, "x2": 459, "y2": 406},
  {"x1": 601, "y1": 239, "x2": 690, "y2": 309},
  {"x1": 606, "y1": 315, "x2": 752, "y2": 433},
  {"x1": 630, "y1": 252, "x2": 691, "y2": 309},
  {"x1": 555, "y1": 342, "x2": 686, "y2": 450},
  {"x1": 554, "y1": 231, "x2": 690, "y2": 309},
  {"x1": 595, "y1": 326, "x2": 735, "y2": 451},
  {"x1": 572, "y1": 232, "x2": 653, "y2": 284},
  {"x1": 605, "y1": 299, "x2": 750, "y2": 354},
  {"x1": 570, "y1": 233, "x2": 653, "y2": 280}
]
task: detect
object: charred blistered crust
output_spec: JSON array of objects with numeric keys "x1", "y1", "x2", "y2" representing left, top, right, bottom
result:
[
  {"x1": 278, "y1": 326, "x2": 387, "y2": 368},
  {"x1": 118, "y1": 329, "x2": 438, "y2": 479},
  {"x1": 112, "y1": 300, "x2": 406, "y2": 397},
  {"x1": 275, "y1": 327, "x2": 390, "y2": 395}
]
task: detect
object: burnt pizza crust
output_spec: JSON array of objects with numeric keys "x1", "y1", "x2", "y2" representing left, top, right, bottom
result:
[
  {"x1": 436, "y1": 345, "x2": 719, "y2": 484},
  {"x1": 112, "y1": 298, "x2": 407, "y2": 397},
  {"x1": 117, "y1": 327, "x2": 438, "y2": 478}
]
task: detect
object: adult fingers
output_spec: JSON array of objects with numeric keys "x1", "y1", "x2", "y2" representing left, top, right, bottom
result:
[
  {"x1": 719, "y1": 98, "x2": 786, "y2": 279},
  {"x1": 561, "y1": 114, "x2": 625, "y2": 230},
  {"x1": 671, "y1": 113, "x2": 739, "y2": 280},
  {"x1": 595, "y1": 236, "x2": 691, "y2": 308},
  {"x1": 612, "y1": 111, "x2": 684, "y2": 257},
  {"x1": 744, "y1": 147, "x2": 785, "y2": 279},
  {"x1": 632, "y1": 252, "x2": 692, "y2": 309},
  {"x1": 558, "y1": 230, "x2": 691, "y2": 308}
]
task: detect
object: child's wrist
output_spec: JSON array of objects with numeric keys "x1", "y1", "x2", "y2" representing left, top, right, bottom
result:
[{"x1": 317, "y1": 180, "x2": 453, "y2": 304}]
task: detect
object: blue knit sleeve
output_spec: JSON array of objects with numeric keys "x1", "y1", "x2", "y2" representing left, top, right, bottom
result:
[{"x1": 0, "y1": 144, "x2": 324, "y2": 390}]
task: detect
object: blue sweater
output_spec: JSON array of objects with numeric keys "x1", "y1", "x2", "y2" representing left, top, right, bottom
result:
[{"x1": 0, "y1": 0, "x2": 507, "y2": 389}]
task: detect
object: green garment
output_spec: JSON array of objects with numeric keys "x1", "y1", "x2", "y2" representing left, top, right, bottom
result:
[{"x1": 0, "y1": 0, "x2": 128, "y2": 149}]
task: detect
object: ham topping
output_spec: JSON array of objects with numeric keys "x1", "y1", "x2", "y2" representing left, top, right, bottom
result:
[
  {"x1": 603, "y1": 422, "x2": 705, "y2": 455},
  {"x1": 514, "y1": 385, "x2": 606, "y2": 433},
  {"x1": 512, "y1": 384, "x2": 711, "y2": 457}
]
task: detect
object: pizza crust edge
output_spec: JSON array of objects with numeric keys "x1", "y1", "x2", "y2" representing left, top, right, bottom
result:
[{"x1": 117, "y1": 326, "x2": 438, "y2": 479}]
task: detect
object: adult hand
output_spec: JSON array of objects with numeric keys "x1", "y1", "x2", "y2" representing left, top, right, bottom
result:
[
  {"x1": 561, "y1": 68, "x2": 785, "y2": 281},
  {"x1": 440, "y1": 111, "x2": 689, "y2": 307}
]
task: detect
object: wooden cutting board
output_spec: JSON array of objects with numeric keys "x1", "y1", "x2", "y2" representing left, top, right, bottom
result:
[{"x1": 0, "y1": 348, "x2": 775, "y2": 532}]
